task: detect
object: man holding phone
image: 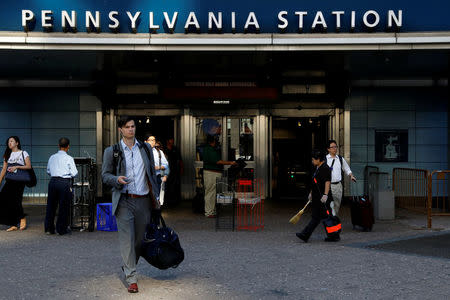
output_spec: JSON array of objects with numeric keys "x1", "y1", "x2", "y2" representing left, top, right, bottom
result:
[{"x1": 102, "y1": 116, "x2": 159, "y2": 293}]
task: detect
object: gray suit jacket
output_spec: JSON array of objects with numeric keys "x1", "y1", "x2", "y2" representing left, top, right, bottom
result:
[{"x1": 102, "y1": 141, "x2": 159, "y2": 216}]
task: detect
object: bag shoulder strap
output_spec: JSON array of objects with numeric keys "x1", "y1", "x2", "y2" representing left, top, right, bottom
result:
[
  {"x1": 20, "y1": 151, "x2": 29, "y2": 166},
  {"x1": 157, "y1": 149, "x2": 162, "y2": 167},
  {"x1": 139, "y1": 141, "x2": 154, "y2": 176},
  {"x1": 112, "y1": 143, "x2": 122, "y2": 175},
  {"x1": 338, "y1": 155, "x2": 343, "y2": 170},
  {"x1": 331, "y1": 158, "x2": 336, "y2": 168},
  {"x1": 338, "y1": 155, "x2": 345, "y2": 184}
]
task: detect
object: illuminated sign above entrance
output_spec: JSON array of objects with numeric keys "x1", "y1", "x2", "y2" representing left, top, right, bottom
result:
[
  {"x1": 21, "y1": 9, "x2": 403, "y2": 33},
  {"x1": 0, "y1": 0, "x2": 449, "y2": 34}
]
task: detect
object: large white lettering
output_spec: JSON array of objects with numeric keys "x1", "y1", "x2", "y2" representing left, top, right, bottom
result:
[
  {"x1": 278, "y1": 11, "x2": 288, "y2": 30},
  {"x1": 41, "y1": 10, "x2": 53, "y2": 29},
  {"x1": 163, "y1": 12, "x2": 178, "y2": 32},
  {"x1": 312, "y1": 11, "x2": 327, "y2": 30},
  {"x1": 332, "y1": 11, "x2": 344, "y2": 31},
  {"x1": 363, "y1": 10, "x2": 380, "y2": 28},
  {"x1": 62, "y1": 10, "x2": 76, "y2": 31},
  {"x1": 294, "y1": 12, "x2": 307, "y2": 31},
  {"x1": 149, "y1": 12, "x2": 160, "y2": 31},
  {"x1": 109, "y1": 11, "x2": 119, "y2": 30},
  {"x1": 126, "y1": 11, "x2": 141, "y2": 32},
  {"x1": 231, "y1": 12, "x2": 236, "y2": 31},
  {"x1": 388, "y1": 10, "x2": 402, "y2": 28},
  {"x1": 19, "y1": 9, "x2": 404, "y2": 34},
  {"x1": 86, "y1": 11, "x2": 100, "y2": 32},
  {"x1": 22, "y1": 10, "x2": 35, "y2": 31},
  {"x1": 185, "y1": 12, "x2": 200, "y2": 30},
  {"x1": 244, "y1": 12, "x2": 260, "y2": 30},
  {"x1": 208, "y1": 12, "x2": 222, "y2": 31}
]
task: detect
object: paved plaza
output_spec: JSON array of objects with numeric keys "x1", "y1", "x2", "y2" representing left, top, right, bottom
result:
[{"x1": 1, "y1": 203, "x2": 449, "y2": 300}]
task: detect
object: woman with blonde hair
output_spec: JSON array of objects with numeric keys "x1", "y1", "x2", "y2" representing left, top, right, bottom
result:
[{"x1": 0, "y1": 136, "x2": 32, "y2": 231}]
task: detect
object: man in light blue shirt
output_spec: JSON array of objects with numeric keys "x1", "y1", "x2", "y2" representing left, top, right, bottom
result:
[
  {"x1": 45, "y1": 137, "x2": 78, "y2": 235},
  {"x1": 120, "y1": 138, "x2": 150, "y2": 196}
]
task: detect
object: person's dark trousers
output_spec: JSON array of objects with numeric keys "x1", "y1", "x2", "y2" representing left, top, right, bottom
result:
[
  {"x1": 0, "y1": 180, "x2": 26, "y2": 226},
  {"x1": 45, "y1": 177, "x2": 72, "y2": 235},
  {"x1": 300, "y1": 215, "x2": 322, "y2": 240},
  {"x1": 156, "y1": 174, "x2": 162, "y2": 194}
]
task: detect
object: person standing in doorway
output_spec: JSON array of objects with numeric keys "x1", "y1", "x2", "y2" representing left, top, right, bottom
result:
[
  {"x1": 203, "y1": 135, "x2": 236, "y2": 218},
  {"x1": 45, "y1": 137, "x2": 78, "y2": 235},
  {"x1": 165, "y1": 137, "x2": 184, "y2": 206},
  {"x1": 145, "y1": 135, "x2": 170, "y2": 201},
  {"x1": 102, "y1": 116, "x2": 159, "y2": 293},
  {"x1": 326, "y1": 140, "x2": 356, "y2": 216},
  {"x1": 0, "y1": 136, "x2": 32, "y2": 231}
]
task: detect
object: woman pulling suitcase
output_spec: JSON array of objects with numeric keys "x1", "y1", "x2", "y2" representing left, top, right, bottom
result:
[{"x1": 296, "y1": 149, "x2": 340, "y2": 242}]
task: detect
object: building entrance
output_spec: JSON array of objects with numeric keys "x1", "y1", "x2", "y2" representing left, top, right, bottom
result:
[
  {"x1": 133, "y1": 116, "x2": 175, "y2": 146},
  {"x1": 272, "y1": 116, "x2": 329, "y2": 201}
]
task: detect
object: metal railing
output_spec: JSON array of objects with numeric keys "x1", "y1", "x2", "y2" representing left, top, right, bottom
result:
[
  {"x1": 427, "y1": 170, "x2": 450, "y2": 228},
  {"x1": 392, "y1": 168, "x2": 429, "y2": 213}
]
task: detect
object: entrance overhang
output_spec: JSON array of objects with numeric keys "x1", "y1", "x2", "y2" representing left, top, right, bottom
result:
[{"x1": 1, "y1": 32, "x2": 450, "y2": 51}]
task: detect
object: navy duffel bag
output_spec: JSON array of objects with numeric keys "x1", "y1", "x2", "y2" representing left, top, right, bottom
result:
[{"x1": 141, "y1": 211, "x2": 184, "y2": 270}]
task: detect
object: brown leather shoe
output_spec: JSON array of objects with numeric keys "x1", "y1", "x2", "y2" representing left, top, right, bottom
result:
[{"x1": 128, "y1": 283, "x2": 138, "y2": 293}]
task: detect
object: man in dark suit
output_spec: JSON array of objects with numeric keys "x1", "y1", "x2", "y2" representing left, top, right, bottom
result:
[{"x1": 102, "y1": 116, "x2": 159, "y2": 293}]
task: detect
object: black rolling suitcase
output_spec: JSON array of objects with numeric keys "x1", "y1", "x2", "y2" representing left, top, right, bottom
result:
[{"x1": 351, "y1": 195, "x2": 374, "y2": 231}]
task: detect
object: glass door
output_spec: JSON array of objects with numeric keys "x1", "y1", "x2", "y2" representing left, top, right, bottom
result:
[
  {"x1": 226, "y1": 117, "x2": 255, "y2": 181},
  {"x1": 194, "y1": 117, "x2": 224, "y2": 190},
  {"x1": 193, "y1": 116, "x2": 256, "y2": 189}
]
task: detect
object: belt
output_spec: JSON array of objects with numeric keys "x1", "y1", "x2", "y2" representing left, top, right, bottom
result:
[
  {"x1": 204, "y1": 169, "x2": 223, "y2": 174},
  {"x1": 331, "y1": 181, "x2": 341, "y2": 185},
  {"x1": 51, "y1": 177, "x2": 71, "y2": 181},
  {"x1": 122, "y1": 193, "x2": 148, "y2": 199}
]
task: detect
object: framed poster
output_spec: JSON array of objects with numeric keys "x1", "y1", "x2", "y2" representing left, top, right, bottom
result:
[{"x1": 375, "y1": 130, "x2": 408, "y2": 162}]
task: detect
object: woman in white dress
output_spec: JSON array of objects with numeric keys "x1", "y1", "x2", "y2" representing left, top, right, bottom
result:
[{"x1": 0, "y1": 136, "x2": 32, "y2": 231}]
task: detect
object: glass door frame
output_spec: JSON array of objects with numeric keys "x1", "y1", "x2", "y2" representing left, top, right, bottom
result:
[{"x1": 193, "y1": 115, "x2": 256, "y2": 172}]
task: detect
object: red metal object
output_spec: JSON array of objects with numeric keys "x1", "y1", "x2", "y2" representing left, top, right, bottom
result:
[{"x1": 235, "y1": 178, "x2": 264, "y2": 231}]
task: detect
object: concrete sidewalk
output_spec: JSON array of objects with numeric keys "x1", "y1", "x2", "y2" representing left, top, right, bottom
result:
[{"x1": 0, "y1": 203, "x2": 449, "y2": 300}]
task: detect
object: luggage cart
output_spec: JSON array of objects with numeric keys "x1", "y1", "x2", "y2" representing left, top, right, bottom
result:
[
  {"x1": 215, "y1": 175, "x2": 235, "y2": 231},
  {"x1": 235, "y1": 178, "x2": 264, "y2": 231},
  {"x1": 70, "y1": 157, "x2": 97, "y2": 232}
]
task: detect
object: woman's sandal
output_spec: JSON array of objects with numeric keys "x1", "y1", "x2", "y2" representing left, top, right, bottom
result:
[
  {"x1": 6, "y1": 226, "x2": 18, "y2": 232},
  {"x1": 20, "y1": 218, "x2": 27, "y2": 230}
]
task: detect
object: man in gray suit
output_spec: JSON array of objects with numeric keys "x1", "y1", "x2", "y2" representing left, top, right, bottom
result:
[{"x1": 102, "y1": 116, "x2": 159, "y2": 293}]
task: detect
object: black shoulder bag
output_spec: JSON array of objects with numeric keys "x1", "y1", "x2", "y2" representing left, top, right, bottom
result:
[
  {"x1": 141, "y1": 212, "x2": 184, "y2": 270},
  {"x1": 5, "y1": 152, "x2": 37, "y2": 187}
]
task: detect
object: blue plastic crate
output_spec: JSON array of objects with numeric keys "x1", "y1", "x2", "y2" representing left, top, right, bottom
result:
[{"x1": 96, "y1": 203, "x2": 118, "y2": 232}]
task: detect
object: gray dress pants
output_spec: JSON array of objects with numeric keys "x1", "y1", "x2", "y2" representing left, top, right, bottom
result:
[{"x1": 115, "y1": 194, "x2": 151, "y2": 284}]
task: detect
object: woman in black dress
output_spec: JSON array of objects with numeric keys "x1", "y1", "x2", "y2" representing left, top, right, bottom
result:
[
  {"x1": 0, "y1": 136, "x2": 32, "y2": 231},
  {"x1": 296, "y1": 149, "x2": 339, "y2": 242}
]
